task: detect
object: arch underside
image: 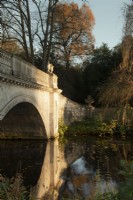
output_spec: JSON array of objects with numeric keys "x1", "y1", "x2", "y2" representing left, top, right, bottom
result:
[{"x1": 0, "y1": 95, "x2": 47, "y2": 139}]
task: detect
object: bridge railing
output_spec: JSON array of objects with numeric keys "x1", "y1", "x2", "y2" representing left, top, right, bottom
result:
[
  {"x1": 12, "y1": 55, "x2": 50, "y2": 87},
  {"x1": 0, "y1": 49, "x2": 58, "y2": 88},
  {"x1": 0, "y1": 49, "x2": 12, "y2": 75}
]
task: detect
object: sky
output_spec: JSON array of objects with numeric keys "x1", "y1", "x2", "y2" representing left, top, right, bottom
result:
[{"x1": 76, "y1": 0, "x2": 132, "y2": 49}]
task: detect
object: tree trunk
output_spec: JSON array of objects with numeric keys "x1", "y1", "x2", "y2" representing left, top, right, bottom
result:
[
  {"x1": 46, "y1": 1, "x2": 56, "y2": 68},
  {"x1": 18, "y1": 0, "x2": 30, "y2": 61},
  {"x1": 42, "y1": 1, "x2": 51, "y2": 72},
  {"x1": 25, "y1": 0, "x2": 34, "y2": 64}
]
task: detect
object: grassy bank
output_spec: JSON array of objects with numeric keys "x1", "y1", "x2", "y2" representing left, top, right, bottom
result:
[{"x1": 59, "y1": 118, "x2": 133, "y2": 138}]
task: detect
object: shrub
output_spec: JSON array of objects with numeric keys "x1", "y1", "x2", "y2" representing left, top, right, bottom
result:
[
  {"x1": 58, "y1": 120, "x2": 68, "y2": 136},
  {"x1": 65, "y1": 118, "x2": 131, "y2": 137},
  {"x1": 0, "y1": 173, "x2": 27, "y2": 200}
]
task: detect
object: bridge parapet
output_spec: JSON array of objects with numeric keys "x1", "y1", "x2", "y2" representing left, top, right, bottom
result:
[
  {"x1": 12, "y1": 55, "x2": 50, "y2": 87},
  {"x1": 0, "y1": 49, "x2": 58, "y2": 89},
  {"x1": 0, "y1": 49, "x2": 12, "y2": 75}
]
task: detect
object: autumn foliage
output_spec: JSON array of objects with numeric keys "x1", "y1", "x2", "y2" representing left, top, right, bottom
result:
[
  {"x1": 53, "y1": 3, "x2": 95, "y2": 68},
  {"x1": 98, "y1": 3, "x2": 133, "y2": 124},
  {"x1": 0, "y1": 39, "x2": 23, "y2": 54}
]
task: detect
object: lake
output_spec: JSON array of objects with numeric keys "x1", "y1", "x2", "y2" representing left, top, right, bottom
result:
[{"x1": 0, "y1": 135, "x2": 133, "y2": 199}]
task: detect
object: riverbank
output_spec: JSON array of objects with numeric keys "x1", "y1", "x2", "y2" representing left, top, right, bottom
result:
[{"x1": 59, "y1": 118, "x2": 133, "y2": 138}]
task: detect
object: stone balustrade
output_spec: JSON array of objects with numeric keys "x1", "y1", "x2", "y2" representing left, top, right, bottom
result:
[
  {"x1": 0, "y1": 49, "x2": 12, "y2": 75},
  {"x1": 0, "y1": 49, "x2": 58, "y2": 89}
]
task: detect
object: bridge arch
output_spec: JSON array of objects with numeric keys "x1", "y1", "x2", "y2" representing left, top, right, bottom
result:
[
  {"x1": 0, "y1": 94, "x2": 45, "y2": 120},
  {"x1": 0, "y1": 49, "x2": 62, "y2": 139},
  {"x1": 0, "y1": 94, "x2": 48, "y2": 139}
]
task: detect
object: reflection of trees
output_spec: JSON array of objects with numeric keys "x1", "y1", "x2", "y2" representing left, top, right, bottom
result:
[
  {"x1": 62, "y1": 139, "x2": 133, "y2": 198},
  {"x1": 35, "y1": 137, "x2": 133, "y2": 199},
  {"x1": 118, "y1": 160, "x2": 133, "y2": 200},
  {"x1": 85, "y1": 139, "x2": 133, "y2": 183}
]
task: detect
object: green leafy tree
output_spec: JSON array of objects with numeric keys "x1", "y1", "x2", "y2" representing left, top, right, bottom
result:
[
  {"x1": 83, "y1": 44, "x2": 122, "y2": 104},
  {"x1": 54, "y1": 65, "x2": 87, "y2": 103}
]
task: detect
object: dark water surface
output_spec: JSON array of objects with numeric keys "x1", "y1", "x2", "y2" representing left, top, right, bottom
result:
[
  {"x1": 0, "y1": 141, "x2": 47, "y2": 186},
  {"x1": 0, "y1": 136, "x2": 133, "y2": 199}
]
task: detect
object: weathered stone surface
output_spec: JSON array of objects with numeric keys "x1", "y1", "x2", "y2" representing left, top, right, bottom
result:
[
  {"x1": 0, "y1": 49, "x2": 103, "y2": 139},
  {"x1": 0, "y1": 49, "x2": 61, "y2": 139},
  {"x1": 58, "y1": 94, "x2": 87, "y2": 124}
]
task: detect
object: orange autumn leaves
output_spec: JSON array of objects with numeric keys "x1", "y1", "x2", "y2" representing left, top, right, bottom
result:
[
  {"x1": 53, "y1": 3, "x2": 95, "y2": 67},
  {"x1": 55, "y1": 3, "x2": 94, "y2": 37}
]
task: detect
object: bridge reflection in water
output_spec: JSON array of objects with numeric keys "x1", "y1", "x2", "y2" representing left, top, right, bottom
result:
[
  {"x1": 37, "y1": 139, "x2": 117, "y2": 199},
  {"x1": 0, "y1": 137, "x2": 122, "y2": 199}
]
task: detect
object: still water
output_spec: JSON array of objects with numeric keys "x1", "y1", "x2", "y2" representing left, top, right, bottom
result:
[{"x1": 0, "y1": 136, "x2": 133, "y2": 199}]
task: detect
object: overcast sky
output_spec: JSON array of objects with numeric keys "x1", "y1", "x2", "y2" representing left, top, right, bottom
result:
[{"x1": 76, "y1": 0, "x2": 132, "y2": 49}]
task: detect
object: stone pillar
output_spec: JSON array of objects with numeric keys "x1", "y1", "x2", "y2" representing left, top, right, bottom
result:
[
  {"x1": 48, "y1": 74, "x2": 62, "y2": 138},
  {"x1": 49, "y1": 92, "x2": 59, "y2": 138},
  {"x1": 49, "y1": 74, "x2": 58, "y2": 89}
]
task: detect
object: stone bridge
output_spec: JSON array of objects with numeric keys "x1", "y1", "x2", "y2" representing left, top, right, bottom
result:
[{"x1": 0, "y1": 49, "x2": 62, "y2": 139}]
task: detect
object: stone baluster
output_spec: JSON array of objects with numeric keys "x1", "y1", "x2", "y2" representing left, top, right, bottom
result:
[
  {"x1": 0, "y1": 49, "x2": 58, "y2": 89},
  {"x1": 0, "y1": 49, "x2": 12, "y2": 75}
]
